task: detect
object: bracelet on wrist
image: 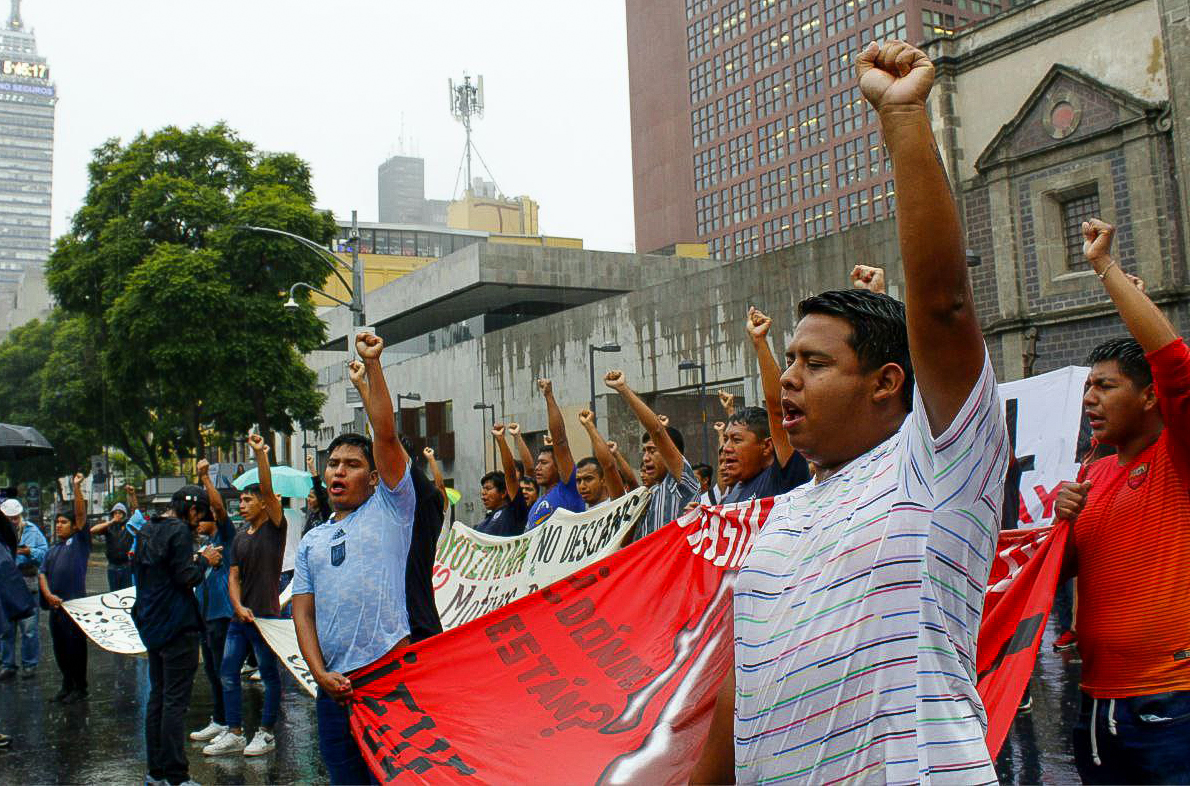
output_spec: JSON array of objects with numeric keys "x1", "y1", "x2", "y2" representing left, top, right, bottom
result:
[{"x1": 1096, "y1": 260, "x2": 1118, "y2": 280}]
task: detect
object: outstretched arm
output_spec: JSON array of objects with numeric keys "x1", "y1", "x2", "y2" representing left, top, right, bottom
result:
[
  {"x1": 71, "y1": 473, "x2": 86, "y2": 533},
  {"x1": 579, "y1": 410, "x2": 626, "y2": 500},
  {"x1": 247, "y1": 434, "x2": 284, "y2": 527},
  {"x1": 492, "y1": 424, "x2": 521, "y2": 503},
  {"x1": 354, "y1": 332, "x2": 409, "y2": 488},
  {"x1": 608, "y1": 441, "x2": 640, "y2": 490},
  {"x1": 1082, "y1": 219, "x2": 1178, "y2": 352},
  {"x1": 197, "y1": 458, "x2": 228, "y2": 524},
  {"x1": 605, "y1": 370, "x2": 685, "y2": 479},
  {"x1": 538, "y1": 379, "x2": 575, "y2": 480},
  {"x1": 125, "y1": 484, "x2": 139, "y2": 514},
  {"x1": 508, "y1": 423, "x2": 535, "y2": 477},
  {"x1": 858, "y1": 41, "x2": 985, "y2": 436},
  {"x1": 423, "y1": 447, "x2": 450, "y2": 517},
  {"x1": 747, "y1": 307, "x2": 794, "y2": 466}
]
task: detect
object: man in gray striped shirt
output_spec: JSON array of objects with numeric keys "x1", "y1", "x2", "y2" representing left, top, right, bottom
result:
[{"x1": 603, "y1": 370, "x2": 700, "y2": 539}]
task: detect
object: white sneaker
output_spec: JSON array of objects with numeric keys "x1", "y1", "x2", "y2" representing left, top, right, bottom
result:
[
  {"x1": 189, "y1": 720, "x2": 228, "y2": 742},
  {"x1": 202, "y1": 730, "x2": 246, "y2": 755},
  {"x1": 243, "y1": 730, "x2": 276, "y2": 757}
]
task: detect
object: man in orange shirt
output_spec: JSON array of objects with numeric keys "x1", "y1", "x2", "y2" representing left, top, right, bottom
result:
[{"x1": 1056, "y1": 218, "x2": 1190, "y2": 784}]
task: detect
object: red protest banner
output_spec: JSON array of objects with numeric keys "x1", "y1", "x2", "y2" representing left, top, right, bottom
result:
[
  {"x1": 977, "y1": 521, "x2": 1070, "y2": 758},
  {"x1": 347, "y1": 499, "x2": 768, "y2": 784},
  {"x1": 346, "y1": 496, "x2": 1063, "y2": 781}
]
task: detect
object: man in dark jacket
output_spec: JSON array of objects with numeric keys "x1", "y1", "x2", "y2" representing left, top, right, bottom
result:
[
  {"x1": 132, "y1": 485, "x2": 222, "y2": 786},
  {"x1": 0, "y1": 540, "x2": 33, "y2": 749}
]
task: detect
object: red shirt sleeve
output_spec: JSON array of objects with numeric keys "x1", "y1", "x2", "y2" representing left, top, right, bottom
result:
[{"x1": 1147, "y1": 338, "x2": 1190, "y2": 481}]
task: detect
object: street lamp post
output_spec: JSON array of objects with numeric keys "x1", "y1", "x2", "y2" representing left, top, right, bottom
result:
[
  {"x1": 679, "y1": 359, "x2": 710, "y2": 466},
  {"x1": 588, "y1": 342, "x2": 622, "y2": 423},
  {"x1": 396, "y1": 392, "x2": 421, "y2": 434},
  {"x1": 473, "y1": 402, "x2": 496, "y2": 470}
]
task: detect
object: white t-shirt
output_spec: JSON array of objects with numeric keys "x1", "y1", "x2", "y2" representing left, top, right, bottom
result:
[
  {"x1": 281, "y1": 507, "x2": 304, "y2": 573},
  {"x1": 734, "y1": 353, "x2": 1007, "y2": 784}
]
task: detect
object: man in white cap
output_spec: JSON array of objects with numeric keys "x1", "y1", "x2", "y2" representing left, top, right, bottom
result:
[{"x1": 0, "y1": 498, "x2": 47, "y2": 680}]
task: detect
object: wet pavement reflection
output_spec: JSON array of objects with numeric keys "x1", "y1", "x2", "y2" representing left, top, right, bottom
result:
[{"x1": 1, "y1": 564, "x2": 1084, "y2": 784}]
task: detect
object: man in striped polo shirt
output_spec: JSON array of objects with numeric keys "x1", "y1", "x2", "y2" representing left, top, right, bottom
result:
[{"x1": 694, "y1": 41, "x2": 1008, "y2": 783}]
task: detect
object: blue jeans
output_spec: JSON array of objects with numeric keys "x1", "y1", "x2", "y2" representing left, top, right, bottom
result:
[
  {"x1": 316, "y1": 689, "x2": 377, "y2": 785},
  {"x1": 0, "y1": 594, "x2": 38, "y2": 669},
  {"x1": 107, "y1": 563, "x2": 133, "y2": 592},
  {"x1": 219, "y1": 620, "x2": 281, "y2": 730},
  {"x1": 1073, "y1": 690, "x2": 1190, "y2": 784}
]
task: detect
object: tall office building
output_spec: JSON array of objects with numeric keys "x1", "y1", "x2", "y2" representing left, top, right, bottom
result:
[
  {"x1": 378, "y1": 154, "x2": 428, "y2": 224},
  {"x1": 0, "y1": 0, "x2": 54, "y2": 312},
  {"x1": 626, "y1": 0, "x2": 1005, "y2": 258}
]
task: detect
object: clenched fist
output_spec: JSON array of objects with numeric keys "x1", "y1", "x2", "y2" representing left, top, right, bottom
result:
[
  {"x1": 73, "y1": 473, "x2": 84, "y2": 486},
  {"x1": 491, "y1": 422, "x2": 505, "y2": 438},
  {"x1": 247, "y1": 433, "x2": 268, "y2": 454},
  {"x1": 1055, "y1": 480, "x2": 1092, "y2": 522},
  {"x1": 423, "y1": 447, "x2": 436, "y2": 460},
  {"x1": 537, "y1": 378, "x2": 553, "y2": 396},
  {"x1": 508, "y1": 422, "x2": 521, "y2": 436},
  {"x1": 604, "y1": 370, "x2": 627, "y2": 391},
  {"x1": 356, "y1": 331, "x2": 384, "y2": 361},
  {"x1": 850, "y1": 265, "x2": 886, "y2": 294},
  {"x1": 196, "y1": 458, "x2": 210, "y2": 477},
  {"x1": 578, "y1": 409, "x2": 595, "y2": 426},
  {"x1": 747, "y1": 307, "x2": 772, "y2": 341},
  {"x1": 347, "y1": 359, "x2": 366, "y2": 388},
  {"x1": 857, "y1": 41, "x2": 934, "y2": 113},
  {"x1": 1082, "y1": 218, "x2": 1114, "y2": 269}
]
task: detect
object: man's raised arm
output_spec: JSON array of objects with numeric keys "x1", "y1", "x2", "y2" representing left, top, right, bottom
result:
[
  {"x1": 1082, "y1": 219, "x2": 1178, "y2": 352},
  {"x1": 747, "y1": 307, "x2": 795, "y2": 467},
  {"x1": 492, "y1": 424, "x2": 521, "y2": 503},
  {"x1": 538, "y1": 379, "x2": 575, "y2": 480},
  {"x1": 72, "y1": 473, "x2": 86, "y2": 533},
  {"x1": 579, "y1": 409, "x2": 626, "y2": 500},
  {"x1": 355, "y1": 332, "x2": 409, "y2": 488},
  {"x1": 605, "y1": 370, "x2": 685, "y2": 480},
  {"x1": 508, "y1": 423, "x2": 535, "y2": 478},
  {"x1": 858, "y1": 41, "x2": 984, "y2": 436},
  {"x1": 247, "y1": 433, "x2": 284, "y2": 527}
]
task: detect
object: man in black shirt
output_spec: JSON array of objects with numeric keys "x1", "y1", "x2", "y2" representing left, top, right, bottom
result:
[
  {"x1": 132, "y1": 485, "x2": 221, "y2": 786},
  {"x1": 474, "y1": 471, "x2": 527, "y2": 536},
  {"x1": 90, "y1": 489, "x2": 136, "y2": 590},
  {"x1": 402, "y1": 437, "x2": 445, "y2": 642}
]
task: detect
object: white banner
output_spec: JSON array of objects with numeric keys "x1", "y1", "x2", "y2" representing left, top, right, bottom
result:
[
  {"x1": 61, "y1": 587, "x2": 145, "y2": 655},
  {"x1": 998, "y1": 366, "x2": 1088, "y2": 528},
  {"x1": 433, "y1": 487, "x2": 650, "y2": 629},
  {"x1": 255, "y1": 617, "x2": 317, "y2": 697}
]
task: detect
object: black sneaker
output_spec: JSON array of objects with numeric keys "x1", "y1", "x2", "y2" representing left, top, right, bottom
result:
[
  {"x1": 61, "y1": 689, "x2": 88, "y2": 705},
  {"x1": 49, "y1": 686, "x2": 71, "y2": 702},
  {"x1": 0, "y1": 667, "x2": 16, "y2": 681}
]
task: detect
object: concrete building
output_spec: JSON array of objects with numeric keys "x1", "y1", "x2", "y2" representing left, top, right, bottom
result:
[
  {"x1": 625, "y1": 0, "x2": 1008, "y2": 259},
  {"x1": 0, "y1": 0, "x2": 54, "y2": 324},
  {"x1": 377, "y1": 154, "x2": 429, "y2": 224},
  {"x1": 303, "y1": 0, "x2": 1188, "y2": 521}
]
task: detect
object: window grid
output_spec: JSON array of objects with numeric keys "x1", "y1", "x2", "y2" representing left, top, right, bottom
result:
[
  {"x1": 750, "y1": 0, "x2": 792, "y2": 26},
  {"x1": 871, "y1": 11, "x2": 907, "y2": 41},
  {"x1": 795, "y1": 101, "x2": 827, "y2": 150},
  {"x1": 1062, "y1": 190, "x2": 1101, "y2": 268},
  {"x1": 728, "y1": 178, "x2": 758, "y2": 225},
  {"x1": 759, "y1": 164, "x2": 794, "y2": 213},
  {"x1": 834, "y1": 136, "x2": 869, "y2": 188},
  {"x1": 762, "y1": 215, "x2": 793, "y2": 250},
  {"x1": 728, "y1": 132, "x2": 755, "y2": 179},
  {"x1": 752, "y1": 19, "x2": 791, "y2": 74},
  {"x1": 794, "y1": 50, "x2": 824, "y2": 103},
  {"x1": 710, "y1": 0, "x2": 749, "y2": 49},
  {"x1": 802, "y1": 201, "x2": 835, "y2": 240},
  {"x1": 688, "y1": 16, "x2": 712, "y2": 61},
  {"x1": 830, "y1": 86, "x2": 871, "y2": 137},
  {"x1": 789, "y1": 4, "x2": 823, "y2": 57},
  {"x1": 714, "y1": 42, "x2": 751, "y2": 93},
  {"x1": 922, "y1": 9, "x2": 957, "y2": 36},
  {"x1": 827, "y1": 35, "x2": 858, "y2": 88},
  {"x1": 799, "y1": 151, "x2": 831, "y2": 201},
  {"x1": 755, "y1": 66, "x2": 792, "y2": 118},
  {"x1": 757, "y1": 118, "x2": 789, "y2": 166},
  {"x1": 825, "y1": 0, "x2": 858, "y2": 37}
]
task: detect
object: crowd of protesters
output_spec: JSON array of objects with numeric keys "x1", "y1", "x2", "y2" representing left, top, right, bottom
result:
[{"x1": 0, "y1": 39, "x2": 1186, "y2": 785}]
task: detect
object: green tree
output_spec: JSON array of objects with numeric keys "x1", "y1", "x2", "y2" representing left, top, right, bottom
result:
[{"x1": 45, "y1": 123, "x2": 333, "y2": 473}]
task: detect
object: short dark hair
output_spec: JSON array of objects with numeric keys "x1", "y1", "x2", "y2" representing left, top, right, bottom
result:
[
  {"x1": 1087, "y1": 337, "x2": 1152, "y2": 389},
  {"x1": 327, "y1": 433, "x2": 376, "y2": 471},
  {"x1": 797, "y1": 289, "x2": 914, "y2": 409},
  {"x1": 538, "y1": 445, "x2": 555, "y2": 457},
  {"x1": 726, "y1": 406, "x2": 771, "y2": 442},
  {"x1": 576, "y1": 456, "x2": 603, "y2": 476},
  {"x1": 241, "y1": 483, "x2": 261, "y2": 496},
  {"x1": 481, "y1": 471, "x2": 507, "y2": 493},
  {"x1": 519, "y1": 476, "x2": 539, "y2": 490},
  {"x1": 171, "y1": 484, "x2": 210, "y2": 519},
  {"x1": 692, "y1": 463, "x2": 713, "y2": 482},
  {"x1": 642, "y1": 426, "x2": 686, "y2": 455}
]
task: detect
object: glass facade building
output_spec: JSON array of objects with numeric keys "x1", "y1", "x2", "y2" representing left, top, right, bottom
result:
[
  {"x1": 0, "y1": 0, "x2": 52, "y2": 306},
  {"x1": 627, "y1": 0, "x2": 1006, "y2": 259}
]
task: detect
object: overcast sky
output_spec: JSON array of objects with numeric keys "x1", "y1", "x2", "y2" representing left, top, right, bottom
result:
[{"x1": 32, "y1": 0, "x2": 636, "y2": 252}]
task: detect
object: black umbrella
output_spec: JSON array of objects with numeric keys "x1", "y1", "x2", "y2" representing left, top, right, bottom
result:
[{"x1": 0, "y1": 423, "x2": 54, "y2": 460}]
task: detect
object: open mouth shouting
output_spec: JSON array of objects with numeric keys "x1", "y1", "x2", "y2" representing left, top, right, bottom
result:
[{"x1": 782, "y1": 398, "x2": 806, "y2": 431}]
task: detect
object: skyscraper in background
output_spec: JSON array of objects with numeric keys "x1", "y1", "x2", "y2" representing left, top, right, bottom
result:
[
  {"x1": 0, "y1": 0, "x2": 53, "y2": 321},
  {"x1": 378, "y1": 154, "x2": 428, "y2": 224},
  {"x1": 626, "y1": 0, "x2": 1006, "y2": 259}
]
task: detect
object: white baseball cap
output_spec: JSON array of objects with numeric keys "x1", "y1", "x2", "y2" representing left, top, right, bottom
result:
[{"x1": 0, "y1": 498, "x2": 23, "y2": 517}]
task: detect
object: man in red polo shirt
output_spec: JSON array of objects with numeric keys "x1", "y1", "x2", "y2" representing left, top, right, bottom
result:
[{"x1": 1056, "y1": 218, "x2": 1190, "y2": 784}]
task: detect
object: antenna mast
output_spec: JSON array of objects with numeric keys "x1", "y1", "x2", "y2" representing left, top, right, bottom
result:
[{"x1": 448, "y1": 73, "x2": 484, "y2": 195}]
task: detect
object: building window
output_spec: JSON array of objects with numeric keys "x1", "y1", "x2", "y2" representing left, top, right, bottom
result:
[
  {"x1": 827, "y1": 36, "x2": 858, "y2": 88},
  {"x1": 694, "y1": 145, "x2": 724, "y2": 191},
  {"x1": 750, "y1": 0, "x2": 791, "y2": 25},
  {"x1": 710, "y1": 0, "x2": 749, "y2": 49},
  {"x1": 795, "y1": 101, "x2": 827, "y2": 150},
  {"x1": 1061, "y1": 189, "x2": 1101, "y2": 269},
  {"x1": 794, "y1": 50, "x2": 823, "y2": 103},
  {"x1": 757, "y1": 118, "x2": 789, "y2": 166},
  {"x1": 752, "y1": 19, "x2": 791, "y2": 74},
  {"x1": 762, "y1": 215, "x2": 793, "y2": 250},
  {"x1": 830, "y1": 86, "x2": 870, "y2": 137},
  {"x1": 692, "y1": 103, "x2": 717, "y2": 149},
  {"x1": 760, "y1": 165, "x2": 792, "y2": 213},
  {"x1": 799, "y1": 151, "x2": 831, "y2": 201},
  {"x1": 922, "y1": 10, "x2": 956, "y2": 36},
  {"x1": 803, "y1": 201, "x2": 835, "y2": 240},
  {"x1": 714, "y1": 42, "x2": 751, "y2": 94},
  {"x1": 957, "y1": 0, "x2": 1000, "y2": 13},
  {"x1": 732, "y1": 224, "x2": 760, "y2": 258},
  {"x1": 755, "y1": 66, "x2": 792, "y2": 118},
  {"x1": 789, "y1": 4, "x2": 823, "y2": 56},
  {"x1": 727, "y1": 178, "x2": 758, "y2": 224},
  {"x1": 686, "y1": 0, "x2": 711, "y2": 20},
  {"x1": 825, "y1": 0, "x2": 858, "y2": 37},
  {"x1": 837, "y1": 190, "x2": 872, "y2": 229},
  {"x1": 690, "y1": 59, "x2": 715, "y2": 104},
  {"x1": 723, "y1": 87, "x2": 753, "y2": 134},
  {"x1": 834, "y1": 136, "x2": 869, "y2": 188},
  {"x1": 871, "y1": 11, "x2": 907, "y2": 41},
  {"x1": 727, "y1": 132, "x2": 755, "y2": 179},
  {"x1": 688, "y1": 16, "x2": 712, "y2": 61}
]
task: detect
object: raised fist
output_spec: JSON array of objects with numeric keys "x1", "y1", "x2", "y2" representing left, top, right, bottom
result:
[
  {"x1": 196, "y1": 458, "x2": 210, "y2": 477},
  {"x1": 72, "y1": 472, "x2": 84, "y2": 486},
  {"x1": 717, "y1": 391, "x2": 735, "y2": 414},
  {"x1": 347, "y1": 359, "x2": 366, "y2": 387},
  {"x1": 1056, "y1": 480, "x2": 1092, "y2": 522},
  {"x1": 578, "y1": 409, "x2": 595, "y2": 426},
  {"x1": 607, "y1": 441, "x2": 619, "y2": 455},
  {"x1": 543, "y1": 435, "x2": 554, "y2": 447},
  {"x1": 306, "y1": 454, "x2": 316, "y2": 475},
  {"x1": 747, "y1": 307, "x2": 772, "y2": 341},
  {"x1": 124, "y1": 484, "x2": 137, "y2": 494},
  {"x1": 713, "y1": 421, "x2": 726, "y2": 434},
  {"x1": 1082, "y1": 218, "x2": 1115, "y2": 267},
  {"x1": 201, "y1": 544, "x2": 223, "y2": 568},
  {"x1": 857, "y1": 41, "x2": 934, "y2": 113},
  {"x1": 604, "y1": 370, "x2": 627, "y2": 391},
  {"x1": 537, "y1": 379, "x2": 553, "y2": 396},
  {"x1": 491, "y1": 422, "x2": 505, "y2": 438},
  {"x1": 423, "y1": 447, "x2": 436, "y2": 460},
  {"x1": 355, "y1": 331, "x2": 384, "y2": 361},
  {"x1": 658, "y1": 414, "x2": 670, "y2": 427},
  {"x1": 507, "y1": 422, "x2": 521, "y2": 436},
  {"x1": 850, "y1": 265, "x2": 886, "y2": 294},
  {"x1": 247, "y1": 433, "x2": 268, "y2": 454}
]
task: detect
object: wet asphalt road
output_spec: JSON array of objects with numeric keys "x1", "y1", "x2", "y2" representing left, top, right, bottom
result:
[{"x1": 0, "y1": 562, "x2": 1083, "y2": 784}]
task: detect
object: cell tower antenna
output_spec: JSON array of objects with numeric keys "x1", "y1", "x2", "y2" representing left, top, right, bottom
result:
[{"x1": 449, "y1": 73, "x2": 484, "y2": 196}]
